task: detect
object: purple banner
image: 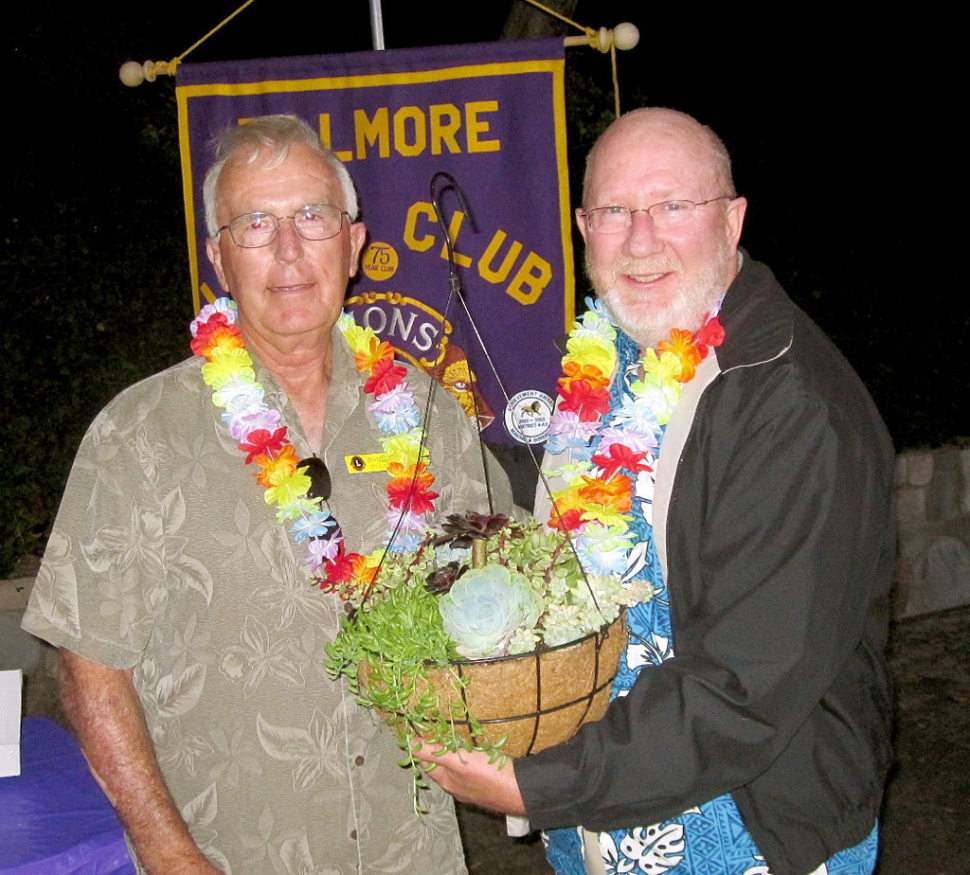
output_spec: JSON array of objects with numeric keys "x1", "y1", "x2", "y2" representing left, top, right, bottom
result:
[{"x1": 176, "y1": 39, "x2": 572, "y2": 445}]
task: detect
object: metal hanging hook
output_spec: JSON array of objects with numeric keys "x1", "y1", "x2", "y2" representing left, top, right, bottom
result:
[
  {"x1": 429, "y1": 172, "x2": 608, "y2": 624},
  {"x1": 430, "y1": 172, "x2": 478, "y2": 296}
]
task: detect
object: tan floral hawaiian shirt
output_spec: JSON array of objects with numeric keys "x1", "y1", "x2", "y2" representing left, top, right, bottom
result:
[{"x1": 23, "y1": 326, "x2": 512, "y2": 874}]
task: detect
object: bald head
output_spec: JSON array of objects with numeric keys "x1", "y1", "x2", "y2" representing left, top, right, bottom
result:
[
  {"x1": 583, "y1": 108, "x2": 736, "y2": 207},
  {"x1": 576, "y1": 107, "x2": 746, "y2": 348}
]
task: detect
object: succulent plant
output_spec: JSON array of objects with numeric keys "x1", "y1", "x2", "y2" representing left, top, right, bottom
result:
[
  {"x1": 424, "y1": 560, "x2": 467, "y2": 595},
  {"x1": 434, "y1": 512, "x2": 512, "y2": 548},
  {"x1": 438, "y1": 565, "x2": 542, "y2": 658}
]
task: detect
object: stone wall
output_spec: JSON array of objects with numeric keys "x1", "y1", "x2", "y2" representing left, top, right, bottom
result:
[{"x1": 893, "y1": 444, "x2": 970, "y2": 618}]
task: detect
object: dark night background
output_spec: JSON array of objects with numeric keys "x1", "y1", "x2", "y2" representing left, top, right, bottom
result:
[{"x1": 3, "y1": 1, "x2": 966, "y2": 574}]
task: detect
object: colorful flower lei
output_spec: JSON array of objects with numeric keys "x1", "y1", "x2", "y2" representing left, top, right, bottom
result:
[
  {"x1": 544, "y1": 300, "x2": 724, "y2": 575},
  {"x1": 190, "y1": 299, "x2": 437, "y2": 598}
]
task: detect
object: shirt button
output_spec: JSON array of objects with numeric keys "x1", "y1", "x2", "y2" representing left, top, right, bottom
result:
[
  {"x1": 354, "y1": 755, "x2": 365, "y2": 766},
  {"x1": 350, "y1": 829, "x2": 358, "y2": 840}
]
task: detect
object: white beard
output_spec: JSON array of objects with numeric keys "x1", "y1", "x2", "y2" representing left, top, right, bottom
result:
[{"x1": 591, "y1": 240, "x2": 734, "y2": 348}]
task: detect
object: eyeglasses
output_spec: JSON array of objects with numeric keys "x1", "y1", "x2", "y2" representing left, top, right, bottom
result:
[
  {"x1": 218, "y1": 204, "x2": 349, "y2": 248},
  {"x1": 580, "y1": 197, "x2": 733, "y2": 234},
  {"x1": 299, "y1": 456, "x2": 332, "y2": 502}
]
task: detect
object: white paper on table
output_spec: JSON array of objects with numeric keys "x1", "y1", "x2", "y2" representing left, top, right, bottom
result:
[{"x1": 0, "y1": 669, "x2": 23, "y2": 777}]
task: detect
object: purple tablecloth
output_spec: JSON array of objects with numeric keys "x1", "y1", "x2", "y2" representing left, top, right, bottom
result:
[{"x1": 0, "y1": 717, "x2": 135, "y2": 875}]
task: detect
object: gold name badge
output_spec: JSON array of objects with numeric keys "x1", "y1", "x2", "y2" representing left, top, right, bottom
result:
[{"x1": 344, "y1": 453, "x2": 392, "y2": 474}]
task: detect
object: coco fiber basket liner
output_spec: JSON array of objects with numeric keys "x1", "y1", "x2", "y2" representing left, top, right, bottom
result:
[{"x1": 366, "y1": 611, "x2": 628, "y2": 757}]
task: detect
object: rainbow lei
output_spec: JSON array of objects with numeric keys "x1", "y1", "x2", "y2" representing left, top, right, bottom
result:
[
  {"x1": 544, "y1": 300, "x2": 724, "y2": 575},
  {"x1": 190, "y1": 299, "x2": 437, "y2": 597}
]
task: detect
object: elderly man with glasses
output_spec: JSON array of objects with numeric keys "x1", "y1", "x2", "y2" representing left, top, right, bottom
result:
[
  {"x1": 420, "y1": 108, "x2": 895, "y2": 875},
  {"x1": 23, "y1": 115, "x2": 512, "y2": 875}
]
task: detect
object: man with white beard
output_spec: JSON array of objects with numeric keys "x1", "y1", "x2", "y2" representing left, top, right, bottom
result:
[{"x1": 420, "y1": 108, "x2": 895, "y2": 875}]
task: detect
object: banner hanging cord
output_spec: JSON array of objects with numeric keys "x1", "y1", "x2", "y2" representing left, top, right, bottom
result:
[
  {"x1": 519, "y1": 0, "x2": 632, "y2": 117},
  {"x1": 120, "y1": 0, "x2": 637, "y2": 99},
  {"x1": 520, "y1": 0, "x2": 586, "y2": 31},
  {"x1": 120, "y1": 0, "x2": 260, "y2": 82},
  {"x1": 175, "y1": 0, "x2": 260, "y2": 67}
]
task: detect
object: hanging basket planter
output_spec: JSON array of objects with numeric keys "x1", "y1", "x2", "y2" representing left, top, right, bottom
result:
[
  {"x1": 327, "y1": 514, "x2": 648, "y2": 765},
  {"x1": 371, "y1": 611, "x2": 627, "y2": 757}
]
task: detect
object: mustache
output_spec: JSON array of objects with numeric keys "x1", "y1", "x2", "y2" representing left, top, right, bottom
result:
[
  {"x1": 613, "y1": 258, "x2": 680, "y2": 275},
  {"x1": 584, "y1": 252, "x2": 682, "y2": 282}
]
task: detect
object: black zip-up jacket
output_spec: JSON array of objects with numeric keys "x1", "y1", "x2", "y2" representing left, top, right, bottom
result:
[{"x1": 521, "y1": 254, "x2": 895, "y2": 875}]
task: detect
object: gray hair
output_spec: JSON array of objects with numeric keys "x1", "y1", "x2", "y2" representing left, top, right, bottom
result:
[
  {"x1": 583, "y1": 107, "x2": 737, "y2": 204},
  {"x1": 203, "y1": 115, "x2": 359, "y2": 237}
]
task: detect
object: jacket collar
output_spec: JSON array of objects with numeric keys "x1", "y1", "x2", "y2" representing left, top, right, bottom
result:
[{"x1": 715, "y1": 249, "x2": 794, "y2": 373}]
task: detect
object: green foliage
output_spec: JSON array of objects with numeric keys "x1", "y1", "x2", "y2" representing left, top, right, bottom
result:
[
  {"x1": 1, "y1": 80, "x2": 190, "y2": 577},
  {"x1": 324, "y1": 516, "x2": 643, "y2": 797},
  {"x1": 324, "y1": 545, "x2": 496, "y2": 803}
]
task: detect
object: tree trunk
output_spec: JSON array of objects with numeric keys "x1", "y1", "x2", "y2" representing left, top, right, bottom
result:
[{"x1": 501, "y1": 0, "x2": 581, "y2": 40}]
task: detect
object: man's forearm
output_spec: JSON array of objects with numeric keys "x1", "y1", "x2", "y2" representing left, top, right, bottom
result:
[{"x1": 59, "y1": 650, "x2": 223, "y2": 875}]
